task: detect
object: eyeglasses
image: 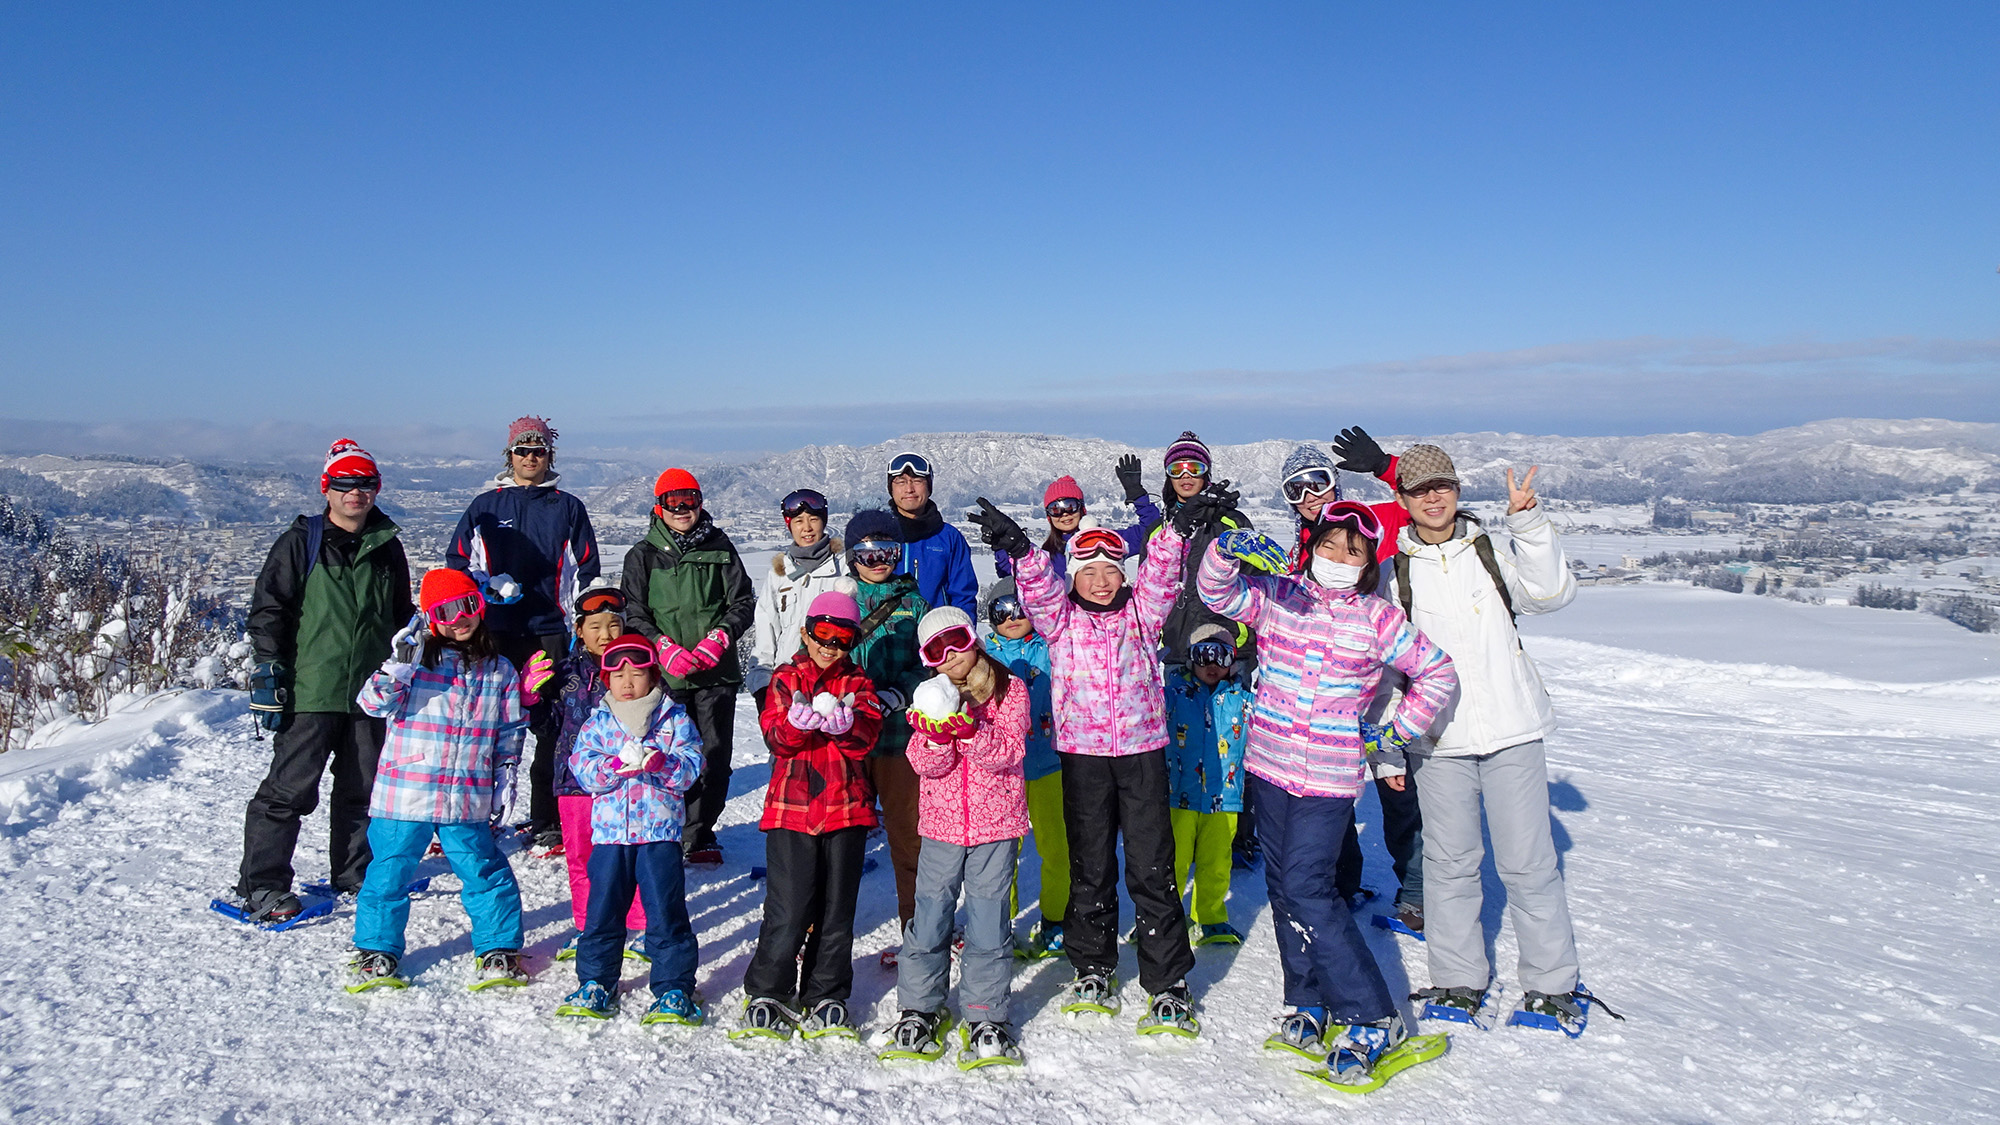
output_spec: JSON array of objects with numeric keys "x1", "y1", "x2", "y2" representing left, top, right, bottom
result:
[
  {"x1": 426, "y1": 594, "x2": 484, "y2": 628},
  {"x1": 510, "y1": 445, "x2": 550, "y2": 459},
  {"x1": 851, "y1": 543, "x2": 902, "y2": 569},
  {"x1": 1399, "y1": 480, "x2": 1458, "y2": 499},
  {"x1": 1282, "y1": 468, "x2": 1338, "y2": 504},
  {"x1": 326, "y1": 476, "x2": 381, "y2": 494},
  {"x1": 575, "y1": 588, "x2": 625, "y2": 617},
  {"x1": 1044, "y1": 498, "x2": 1085, "y2": 518},
  {"x1": 1188, "y1": 641, "x2": 1236, "y2": 668},
  {"x1": 804, "y1": 616, "x2": 859, "y2": 650},
  {"x1": 600, "y1": 644, "x2": 657, "y2": 673},
  {"x1": 920, "y1": 624, "x2": 977, "y2": 666},
  {"x1": 886, "y1": 452, "x2": 933, "y2": 479},
  {"x1": 1165, "y1": 458, "x2": 1208, "y2": 479},
  {"x1": 657, "y1": 488, "x2": 703, "y2": 514},
  {"x1": 1318, "y1": 500, "x2": 1384, "y2": 543},
  {"x1": 987, "y1": 595, "x2": 1026, "y2": 628},
  {"x1": 781, "y1": 488, "x2": 829, "y2": 519}
]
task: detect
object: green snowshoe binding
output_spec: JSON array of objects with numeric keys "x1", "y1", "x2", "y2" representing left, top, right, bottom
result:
[{"x1": 878, "y1": 1007, "x2": 955, "y2": 1063}]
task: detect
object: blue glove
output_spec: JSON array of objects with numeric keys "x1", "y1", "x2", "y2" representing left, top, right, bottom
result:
[
  {"x1": 1359, "y1": 721, "x2": 1411, "y2": 757},
  {"x1": 1215, "y1": 529, "x2": 1291, "y2": 575},
  {"x1": 249, "y1": 661, "x2": 288, "y2": 733}
]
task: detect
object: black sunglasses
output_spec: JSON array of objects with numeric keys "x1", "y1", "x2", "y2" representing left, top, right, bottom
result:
[
  {"x1": 511, "y1": 445, "x2": 550, "y2": 458},
  {"x1": 327, "y1": 476, "x2": 381, "y2": 493}
]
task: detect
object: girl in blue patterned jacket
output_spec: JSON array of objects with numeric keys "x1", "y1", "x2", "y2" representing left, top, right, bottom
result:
[
  {"x1": 348, "y1": 569, "x2": 529, "y2": 993},
  {"x1": 555, "y1": 633, "x2": 706, "y2": 1024}
]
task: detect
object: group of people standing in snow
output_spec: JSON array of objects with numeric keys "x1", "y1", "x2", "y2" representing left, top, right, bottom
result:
[{"x1": 228, "y1": 414, "x2": 1598, "y2": 1088}]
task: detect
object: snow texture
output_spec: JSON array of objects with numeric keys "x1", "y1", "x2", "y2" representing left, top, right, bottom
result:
[
  {"x1": 909, "y1": 675, "x2": 961, "y2": 721},
  {"x1": 1, "y1": 603, "x2": 1997, "y2": 1122}
]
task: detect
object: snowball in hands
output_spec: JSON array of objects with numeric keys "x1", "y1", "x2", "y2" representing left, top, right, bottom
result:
[
  {"x1": 910, "y1": 675, "x2": 961, "y2": 721},
  {"x1": 812, "y1": 692, "x2": 839, "y2": 717}
]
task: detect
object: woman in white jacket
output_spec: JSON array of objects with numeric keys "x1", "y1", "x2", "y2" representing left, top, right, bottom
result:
[
  {"x1": 1382, "y1": 444, "x2": 1611, "y2": 1036},
  {"x1": 745, "y1": 489, "x2": 852, "y2": 712}
]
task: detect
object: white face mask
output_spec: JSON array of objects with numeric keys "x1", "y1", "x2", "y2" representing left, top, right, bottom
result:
[{"x1": 1310, "y1": 557, "x2": 1364, "y2": 589}]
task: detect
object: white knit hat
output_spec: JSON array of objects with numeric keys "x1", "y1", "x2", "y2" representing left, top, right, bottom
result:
[{"x1": 915, "y1": 606, "x2": 974, "y2": 649}]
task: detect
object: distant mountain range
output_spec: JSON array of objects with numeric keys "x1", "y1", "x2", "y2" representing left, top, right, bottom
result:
[{"x1": 4, "y1": 419, "x2": 1996, "y2": 528}]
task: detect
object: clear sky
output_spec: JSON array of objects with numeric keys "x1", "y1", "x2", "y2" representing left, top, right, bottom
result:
[{"x1": 2, "y1": 2, "x2": 1995, "y2": 458}]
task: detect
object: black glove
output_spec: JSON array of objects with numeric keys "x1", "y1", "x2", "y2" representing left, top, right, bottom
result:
[
  {"x1": 249, "y1": 661, "x2": 288, "y2": 733},
  {"x1": 1331, "y1": 426, "x2": 1392, "y2": 478},
  {"x1": 1171, "y1": 480, "x2": 1240, "y2": 538},
  {"x1": 967, "y1": 498, "x2": 1032, "y2": 559},
  {"x1": 1114, "y1": 454, "x2": 1147, "y2": 504}
]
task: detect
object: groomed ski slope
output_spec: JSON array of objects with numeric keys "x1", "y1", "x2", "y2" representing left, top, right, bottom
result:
[{"x1": 2, "y1": 626, "x2": 1997, "y2": 1123}]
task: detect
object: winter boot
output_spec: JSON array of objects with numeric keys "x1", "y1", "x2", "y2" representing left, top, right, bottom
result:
[
  {"x1": 878, "y1": 1008, "x2": 953, "y2": 1062},
  {"x1": 798, "y1": 998, "x2": 858, "y2": 1040},
  {"x1": 1136, "y1": 981, "x2": 1199, "y2": 1037},
  {"x1": 245, "y1": 888, "x2": 303, "y2": 924},
  {"x1": 1325, "y1": 1012, "x2": 1409, "y2": 1084},
  {"x1": 1195, "y1": 921, "x2": 1244, "y2": 946},
  {"x1": 1264, "y1": 1006, "x2": 1327, "y2": 1060},
  {"x1": 469, "y1": 949, "x2": 528, "y2": 991},
  {"x1": 729, "y1": 997, "x2": 797, "y2": 1041},
  {"x1": 1509, "y1": 987, "x2": 1623, "y2": 1037},
  {"x1": 957, "y1": 1020, "x2": 1023, "y2": 1070},
  {"x1": 641, "y1": 989, "x2": 704, "y2": 1027},
  {"x1": 1061, "y1": 971, "x2": 1120, "y2": 1016},
  {"x1": 556, "y1": 980, "x2": 618, "y2": 1020},
  {"x1": 345, "y1": 949, "x2": 408, "y2": 993}
]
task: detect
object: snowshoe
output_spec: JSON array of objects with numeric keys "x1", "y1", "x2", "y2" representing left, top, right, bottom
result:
[
  {"x1": 1136, "y1": 983, "x2": 1200, "y2": 1038},
  {"x1": 469, "y1": 949, "x2": 528, "y2": 991},
  {"x1": 1060, "y1": 972, "x2": 1121, "y2": 1017},
  {"x1": 213, "y1": 890, "x2": 333, "y2": 932},
  {"x1": 1414, "y1": 986, "x2": 1494, "y2": 1029},
  {"x1": 958, "y1": 1021, "x2": 1023, "y2": 1070},
  {"x1": 1016, "y1": 920, "x2": 1064, "y2": 961},
  {"x1": 1508, "y1": 987, "x2": 1623, "y2": 1038},
  {"x1": 877, "y1": 1008, "x2": 954, "y2": 1063},
  {"x1": 1195, "y1": 922, "x2": 1244, "y2": 947},
  {"x1": 528, "y1": 830, "x2": 566, "y2": 860},
  {"x1": 729, "y1": 997, "x2": 797, "y2": 1041},
  {"x1": 641, "y1": 989, "x2": 704, "y2": 1027},
  {"x1": 556, "y1": 980, "x2": 618, "y2": 1020},
  {"x1": 1303, "y1": 1019, "x2": 1450, "y2": 1095},
  {"x1": 344, "y1": 949, "x2": 408, "y2": 993},
  {"x1": 1263, "y1": 1007, "x2": 1327, "y2": 1061},
  {"x1": 555, "y1": 932, "x2": 580, "y2": 962},
  {"x1": 878, "y1": 947, "x2": 900, "y2": 970},
  {"x1": 624, "y1": 933, "x2": 651, "y2": 963},
  {"x1": 798, "y1": 998, "x2": 859, "y2": 1041},
  {"x1": 1371, "y1": 900, "x2": 1426, "y2": 940}
]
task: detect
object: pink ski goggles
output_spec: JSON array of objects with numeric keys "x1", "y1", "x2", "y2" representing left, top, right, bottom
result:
[{"x1": 425, "y1": 593, "x2": 484, "y2": 629}]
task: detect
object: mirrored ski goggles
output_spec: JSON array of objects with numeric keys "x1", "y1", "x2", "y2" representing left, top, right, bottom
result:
[
  {"x1": 326, "y1": 475, "x2": 381, "y2": 494},
  {"x1": 781, "y1": 488, "x2": 829, "y2": 519},
  {"x1": 510, "y1": 444, "x2": 551, "y2": 459},
  {"x1": 1317, "y1": 500, "x2": 1384, "y2": 543},
  {"x1": 987, "y1": 595, "x2": 1026, "y2": 627},
  {"x1": 425, "y1": 594, "x2": 484, "y2": 628},
  {"x1": 1044, "y1": 497, "x2": 1085, "y2": 518},
  {"x1": 656, "y1": 488, "x2": 703, "y2": 513},
  {"x1": 1282, "y1": 468, "x2": 1339, "y2": 504},
  {"x1": 804, "y1": 616, "x2": 859, "y2": 650},
  {"x1": 850, "y1": 542, "x2": 903, "y2": 569},
  {"x1": 600, "y1": 643, "x2": 657, "y2": 673},
  {"x1": 575, "y1": 588, "x2": 626, "y2": 618},
  {"x1": 886, "y1": 452, "x2": 933, "y2": 479},
  {"x1": 1188, "y1": 640, "x2": 1236, "y2": 668},
  {"x1": 1165, "y1": 458, "x2": 1209, "y2": 479},
  {"x1": 920, "y1": 624, "x2": 978, "y2": 667}
]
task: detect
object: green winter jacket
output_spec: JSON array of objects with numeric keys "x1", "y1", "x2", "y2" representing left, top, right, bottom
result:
[
  {"x1": 850, "y1": 575, "x2": 929, "y2": 758},
  {"x1": 248, "y1": 510, "x2": 413, "y2": 714},
  {"x1": 619, "y1": 515, "x2": 757, "y2": 694}
]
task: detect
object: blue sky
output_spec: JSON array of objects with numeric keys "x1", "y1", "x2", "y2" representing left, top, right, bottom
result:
[{"x1": 2, "y1": 3, "x2": 1995, "y2": 458}]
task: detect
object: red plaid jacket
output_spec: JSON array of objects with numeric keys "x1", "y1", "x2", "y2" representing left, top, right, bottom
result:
[{"x1": 757, "y1": 653, "x2": 884, "y2": 834}]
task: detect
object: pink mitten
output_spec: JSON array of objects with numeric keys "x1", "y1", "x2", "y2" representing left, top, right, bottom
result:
[
  {"x1": 689, "y1": 627, "x2": 731, "y2": 671},
  {"x1": 822, "y1": 702, "x2": 856, "y2": 736},
  {"x1": 786, "y1": 691, "x2": 825, "y2": 732},
  {"x1": 655, "y1": 638, "x2": 701, "y2": 679},
  {"x1": 519, "y1": 651, "x2": 555, "y2": 707}
]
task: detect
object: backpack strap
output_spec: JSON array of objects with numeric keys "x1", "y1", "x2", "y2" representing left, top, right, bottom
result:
[
  {"x1": 855, "y1": 591, "x2": 912, "y2": 645},
  {"x1": 1394, "y1": 552, "x2": 1414, "y2": 620},
  {"x1": 1393, "y1": 535, "x2": 1517, "y2": 624},
  {"x1": 302, "y1": 514, "x2": 326, "y2": 582}
]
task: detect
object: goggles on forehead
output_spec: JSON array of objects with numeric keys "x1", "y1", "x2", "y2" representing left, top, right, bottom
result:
[
  {"x1": 1317, "y1": 500, "x2": 1384, "y2": 543},
  {"x1": 575, "y1": 588, "x2": 625, "y2": 618},
  {"x1": 1044, "y1": 497, "x2": 1085, "y2": 518},
  {"x1": 657, "y1": 488, "x2": 702, "y2": 514},
  {"x1": 326, "y1": 476, "x2": 381, "y2": 494},
  {"x1": 781, "y1": 488, "x2": 829, "y2": 519},
  {"x1": 804, "y1": 616, "x2": 859, "y2": 650},
  {"x1": 886, "y1": 452, "x2": 933, "y2": 479},
  {"x1": 1282, "y1": 468, "x2": 1339, "y2": 504},
  {"x1": 851, "y1": 542, "x2": 902, "y2": 569},
  {"x1": 987, "y1": 594, "x2": 1026, "y2": 627},
  {"x1": 1165, "y1": 458, "x2": 1209, "y2": 479},
  {"x1": 600, "y1": 644, "x2": 657, "y2": 673},
  {"x1": 426, "y1": 594, "x2": 484, "y2": 629},
  {"x1": 1188, "y1": 640, "x2": 1236, "y2": 668},
  {"x1": 919, "y1": 624, "x2": 978, "y2": 667},
  {"x1": 1068, "y1": 528, "x2": 1126, "y2": 562}
]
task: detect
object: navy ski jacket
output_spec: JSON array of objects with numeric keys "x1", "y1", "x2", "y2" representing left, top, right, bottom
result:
[{"x1": 446, "y1": 473, "x2": 600, "y2": 638}]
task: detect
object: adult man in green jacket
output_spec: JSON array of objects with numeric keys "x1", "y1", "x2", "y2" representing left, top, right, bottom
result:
[
  {"x1": 234, "y1": 440, "x2": 413, "y2": 922},
  {"x1": 619, "y1": 468, "x2": 756, "y2": 863}
]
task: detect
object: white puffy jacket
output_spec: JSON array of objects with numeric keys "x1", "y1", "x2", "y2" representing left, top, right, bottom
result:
[
  {"x1": 745, "y1": 544, "x2": 851, "y2": 694},
  {"x1": 1384, "y1": 505, "x2": 1575, "y2": 757}
]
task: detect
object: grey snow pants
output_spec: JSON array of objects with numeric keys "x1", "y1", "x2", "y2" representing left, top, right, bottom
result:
[{"x1": 899, "y1": 837, "x2": 1018, "y2": 1024}]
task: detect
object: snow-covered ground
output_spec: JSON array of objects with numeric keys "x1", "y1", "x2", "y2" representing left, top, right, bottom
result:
[{"x1": 3, "y1": 603, "x2": 1998, "y2": 1122}]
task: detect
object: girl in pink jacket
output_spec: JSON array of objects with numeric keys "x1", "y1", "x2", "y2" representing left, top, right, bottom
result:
[
  {"x1": 881, "y1": 607, "x2": 1030, "y2": 1069},
  {"x1": 967, "y1": 486, "x2": 1238, "y2": 1039}
]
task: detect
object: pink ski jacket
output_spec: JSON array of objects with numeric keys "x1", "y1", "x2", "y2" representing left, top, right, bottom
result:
[{"x1": 904, "y1": 670, "x2": 1031, "y2": 847}]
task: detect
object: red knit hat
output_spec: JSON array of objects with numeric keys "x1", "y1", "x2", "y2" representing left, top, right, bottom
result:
[
  {"x1": 507, "y1": 416, "x2": 557, "y2": 447},
  {"x1": 653, "y1": 467, "x2": 701, "y2": 496},
  {"x1": 599, "y1": 633, "x2": 658, "y2": 674},
  {"x1": 419, "y1": 568, "x2": 484, "y2": 614},
  {"x1": 320, "y1": 439, "x2": 379, "y2": 493},
  {"x1": 1042, "y1": 476, "x2": 1085, "y2": 508}
]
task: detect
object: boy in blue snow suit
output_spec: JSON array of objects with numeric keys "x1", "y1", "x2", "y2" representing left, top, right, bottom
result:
[{"x1": 1164, "y1": 623, "x2": 1253, "y2": 946}]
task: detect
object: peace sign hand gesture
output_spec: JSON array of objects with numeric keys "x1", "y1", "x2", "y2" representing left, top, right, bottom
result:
[{"x1": 1506, "y1": 466, "x2": 1540, "y2": 514}]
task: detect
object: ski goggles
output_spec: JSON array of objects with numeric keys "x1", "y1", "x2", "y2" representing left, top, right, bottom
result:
[
  {"x1": 656, "y1": 488, "x2": 703, "y2": 514},
  {"x1": 1068, "y1": 527, "x2": 1127, "y2": 564},
  {"x1": 326, "y1": 475, "x2": 381, "y2": 494},
  {"x1": 425, "y1": 593, "x2": 484, "y2": 628},
  {"x1": 1317, "y1": 500, "x2": 1384, "y2": 543},
  {"x1": 1281, "y1": 468, "x2": 1339, "y2": 504},
  {"x1": 1165, "y1": 458, "x2": 1209, "y2": 479},
  {"x1": 987, "y1": 594, "x2": 1026, "y2": 628},
  {"x1": 1188, "y1": 640, "x2": 1236, "y2": 668},
  {"x1": 575, "y1": 587, "x2": 625, "y2": 619},
  {"x1": 1044, "y1": 497, "x2": 1085, "y2": 518},
  {"x1": 781, "y1": 488, "x2": 829, "y2": 520},
  {"x1": 886, "y1": 452, "x2": 933, "y2": 479},
  {"x1": 804, "y1": 615, "x2": 859, "y2": 650},
  {"x1": 599, "y1": 638, "x2": 658, "y2": 673},
  {"x1": 919, "y1": 624, "x2": 978, "y2": 667},
  {"x1": 510, "y1": 444, "x2": 551, "y2": 459},
  {"x1": 850, "y1": 542, "x2": 902, "y2": 570}
]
